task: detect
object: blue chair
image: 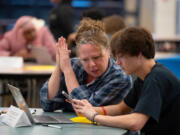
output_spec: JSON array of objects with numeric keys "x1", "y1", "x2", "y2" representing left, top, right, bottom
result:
[{"x1": 156, "y1": 54, "x2": 180, "y2": 79}]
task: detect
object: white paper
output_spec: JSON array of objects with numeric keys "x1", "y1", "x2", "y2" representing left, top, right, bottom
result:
[
  {"x1": 0, "y1": 56, "x2": 23, "y2": 68},
  {"x1": 2, "y1": 105, "x2": 32, "y2": 127}
]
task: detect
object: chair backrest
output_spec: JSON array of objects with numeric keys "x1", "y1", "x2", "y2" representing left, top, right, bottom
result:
[{"x1": 156, "y1": 55, "x2": 180, "y2": 79}]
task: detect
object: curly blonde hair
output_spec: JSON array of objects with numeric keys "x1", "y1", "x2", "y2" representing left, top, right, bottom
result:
[{"x1": 75, "y1": 18, "x2": 108, "y2": 50}]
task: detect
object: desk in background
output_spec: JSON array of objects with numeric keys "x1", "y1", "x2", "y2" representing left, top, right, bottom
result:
[
  {"x1": 154, "y1": 36, "x2": 180, "y2": 52},
  {"x1": 0, "y1": 65, "x2": 55, "y2": 107},
  {"x1": 0, "y1": 108, "x2": 127, "y2": 135}
]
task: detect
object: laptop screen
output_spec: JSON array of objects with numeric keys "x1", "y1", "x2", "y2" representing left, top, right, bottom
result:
[
  {"x1": 31, "y1": 46, "x2": 54, "y2": 65},
  {"x1": 7, "y1": 84, "x2": 35, "y2": 124}
]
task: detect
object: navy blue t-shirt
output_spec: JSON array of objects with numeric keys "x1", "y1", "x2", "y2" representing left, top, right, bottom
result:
[{"x1": 124, "y1": 63, "x2": 180, "y2": 135}]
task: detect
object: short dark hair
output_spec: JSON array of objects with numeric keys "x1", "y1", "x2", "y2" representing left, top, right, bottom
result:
[
  {"x1": 82, "y1": 8, "x2": 105, "y2": 21},
  {"x1": 110, "y1": 27, "x2": 155, "y2": 59},
  {"x1": 62, "y1": 0, "x2": 72, "y2": 4},
  {"x1": 103, "y1": 15, "x2": 126, "y2": 35}
]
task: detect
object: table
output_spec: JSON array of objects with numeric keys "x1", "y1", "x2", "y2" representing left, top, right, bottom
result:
[
  {"x1": 0, "y1": 65, "x2": 55, "y2": 107},
  {"x1": 155, "y1": 52, "x2": 178, "y2": 59},
  {"x1": 0, "y1": 109, "x2": 127, "y2": 135}
]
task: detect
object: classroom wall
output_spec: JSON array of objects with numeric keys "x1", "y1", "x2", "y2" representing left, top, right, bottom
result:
[
  {"x1": 139, "y1": 0, "x2": 177, "y2": 37},
  {"x1": 154, "y1": 0, "x2": 177, "y2": 37},
  {"x1": 139, "y1": 0, "x2": 153, "y2": 32}
]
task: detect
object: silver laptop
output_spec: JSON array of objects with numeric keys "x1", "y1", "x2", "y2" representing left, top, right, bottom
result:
[
  {"x1": 7, "y1": 84, "x2": 73, "y2": 124},
  {"x1": 31, "y1": 46, "x2": 55, "y2": 65}
]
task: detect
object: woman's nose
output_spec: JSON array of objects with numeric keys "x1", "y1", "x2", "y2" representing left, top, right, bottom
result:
[{"x1": 89, "y1": 59, "x2": 96, "y2": 66}]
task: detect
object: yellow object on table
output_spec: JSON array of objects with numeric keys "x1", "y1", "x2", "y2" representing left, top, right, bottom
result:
[
  {"x1": 70, "y1": 116, "x2": 92, "y2": 124},
  {"x1": 24, "y1": 65, "x2": 55, "y2": 71}
]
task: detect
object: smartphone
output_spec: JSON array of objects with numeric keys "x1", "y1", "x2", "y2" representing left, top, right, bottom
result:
[{"x1": 62, "y1": 91, "x2": 72, "y2": 101}]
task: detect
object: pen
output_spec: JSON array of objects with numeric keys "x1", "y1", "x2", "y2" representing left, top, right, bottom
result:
[
  {"x1": 32, "y1": 109, "x2": 36, "y2": 114},
  {"x1": 42, "y1": 124, "x2": 62, "y2": 129},
  {"x1": 0, "y1": 110, "x2": 7, "y2": 115}
]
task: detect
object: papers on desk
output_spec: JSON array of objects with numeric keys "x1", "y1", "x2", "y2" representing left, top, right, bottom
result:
[
  {"x1": 2, "y1": 105, "x2": 32, "y2": 127},
  {"x1": 0, "y1": 108, "x2": 8, "y2": 126},
  {"x1": 0, "y1": 114, "x2": 5, "y2": 126},
  {"x1": 0, "y1": 56, "x2": 23, "y2": 68}
]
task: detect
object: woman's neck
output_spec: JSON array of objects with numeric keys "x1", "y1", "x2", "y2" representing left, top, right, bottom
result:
[{"x1": 86, "y1": 75, "x2": 96, "y2": 84}]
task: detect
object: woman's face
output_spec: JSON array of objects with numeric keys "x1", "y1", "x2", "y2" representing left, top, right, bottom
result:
[
  {"x1": 23, "y1": 28, "x2": 36, "y2": 43},
  {"x1": 78, "y1": 43, "x2": 110, "y2": 78}
]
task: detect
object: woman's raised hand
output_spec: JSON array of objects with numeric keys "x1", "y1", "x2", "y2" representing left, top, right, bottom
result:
[{"x1": 56, "y1": 37, "x2": 71, "y2": 73}]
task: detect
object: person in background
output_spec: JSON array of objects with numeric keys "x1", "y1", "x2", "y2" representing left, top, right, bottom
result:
[
  {"x1": 49, "y1": 0, "x2": 73, "y2": 41},
  {"x1": 82, "y1": 8, "x2": 105, "y2": 21},
  {"x1": 40, "y1": 18, "x2": 132, "y2": 112},
  {"x1": 0, "y1": 16, "x2": 56, "y2": 61},
  {"x1": 103, "y1": 14, "x2": 126, "y2": 39},
  {"x1": 72, "y1": 27, "x2": 180, "y2": 135}
]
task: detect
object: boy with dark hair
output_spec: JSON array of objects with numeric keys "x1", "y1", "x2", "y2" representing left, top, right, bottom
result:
[{"x1": 72, "y1": 27, "x2": 180, "y2": 135}]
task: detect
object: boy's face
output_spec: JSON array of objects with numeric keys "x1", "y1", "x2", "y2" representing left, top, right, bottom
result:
[{"x1": 115, "y1": 53, "x2": 140, "y2": 75}]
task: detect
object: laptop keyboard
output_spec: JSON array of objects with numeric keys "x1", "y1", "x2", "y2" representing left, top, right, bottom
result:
[
  {"x1": 33, "y1": 115, "x2": 58, "y2": 123},
  {"x1": 51, "y1": 116, "x2": 73, "y2": 123},
  {"x1": 33, "y1": 115, "x2": 73, "y2": 124}
]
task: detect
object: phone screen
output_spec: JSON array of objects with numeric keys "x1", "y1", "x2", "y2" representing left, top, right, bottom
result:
[{"x1": 62, "y1": 91, "x2": 72, "y2": 101}]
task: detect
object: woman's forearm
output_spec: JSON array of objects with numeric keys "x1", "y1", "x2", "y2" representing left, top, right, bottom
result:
[
  {"x1": 48, "y1": 66, "x2": 61, "y2": 99},
  {"x1": 63, "y1": 66, "x2": 80, "y2": 94}
]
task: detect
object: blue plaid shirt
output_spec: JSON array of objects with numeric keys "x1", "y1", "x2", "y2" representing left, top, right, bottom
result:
[{"x1": 40, "y1": 58, "x2": 132, "y2": 112}]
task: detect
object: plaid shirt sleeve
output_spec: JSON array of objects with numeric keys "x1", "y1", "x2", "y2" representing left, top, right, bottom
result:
[
  {"x1": 40, "y1": 81, "x2": 67, "y2": 112},
  {"x1": 40, "y1": 58, "x2": 78, "y2": 112},
  {"x1": 70, "y1": 63, "x2": 132, "y2": 106}
]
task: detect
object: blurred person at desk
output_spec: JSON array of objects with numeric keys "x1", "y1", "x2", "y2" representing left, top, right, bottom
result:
[
  {"x1": 40, "y1": 18, "x2": 132, "y2": 112},
  {"x1": 72, "y1": 27, "x2": 180, "y2": 135},
  {"x1": 0, "y1": 16, "x2": 56, "y2": 62}
]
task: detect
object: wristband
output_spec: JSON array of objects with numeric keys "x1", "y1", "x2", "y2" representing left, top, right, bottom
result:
[
  {"x1": 91, "y1": 112, "x2": 99, "y2": 124},
  {"x1": 101, "y1": 106, "x2": 107, "y2": 115}
]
